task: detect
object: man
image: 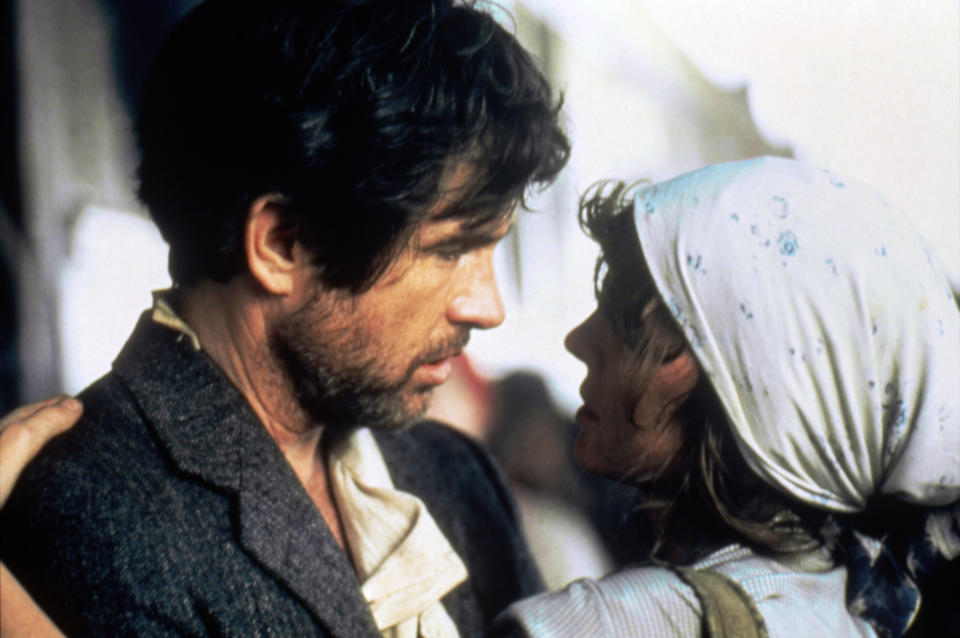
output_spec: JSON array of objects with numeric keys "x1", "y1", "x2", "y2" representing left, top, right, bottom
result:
[{"x1": 0, "y1": 0, "x2": 569, "y2": 635}]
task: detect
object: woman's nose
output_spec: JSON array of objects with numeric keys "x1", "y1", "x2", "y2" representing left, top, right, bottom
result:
[{"x1": 564, "y1": 310, "x2": 598, "y2": 362}]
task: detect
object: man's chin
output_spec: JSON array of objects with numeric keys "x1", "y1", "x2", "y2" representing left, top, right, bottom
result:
[
  {"x1": 384, "y1": 388, "x2": 435, "y2": 430},
  {"x1": 343, "y1": 386, "x2": 431, "y2": 432}
]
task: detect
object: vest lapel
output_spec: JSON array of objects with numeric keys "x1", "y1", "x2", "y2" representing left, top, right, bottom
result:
[
  {"x1": 113, "y1": 312, "x2": 380, "y2": 638},
  {"x1": 235, "y1": 418, "x2": 380, "y2": 638}
]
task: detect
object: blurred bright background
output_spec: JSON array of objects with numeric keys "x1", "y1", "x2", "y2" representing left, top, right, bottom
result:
[
  {"x1": 472, "y1": 0, "x2": 960, "y2": 415},
  {"x1": 1, "y1": 0, "x2": 955, "y2": 413},
  {"x1": 3, "y1": 0, "x2": 956, "y2": 414},
  {"x1": 1, "y1": 0, "x2": 956, "y2": 588}
]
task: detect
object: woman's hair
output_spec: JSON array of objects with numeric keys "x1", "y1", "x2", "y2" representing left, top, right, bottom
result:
[{"x1": 578, "y1": 180, "x2": 827, "y2": 561}]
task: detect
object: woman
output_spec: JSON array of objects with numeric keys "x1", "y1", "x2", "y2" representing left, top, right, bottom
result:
[{"x1": 492, "y1": 157, "x2": 959, "y2": 637}]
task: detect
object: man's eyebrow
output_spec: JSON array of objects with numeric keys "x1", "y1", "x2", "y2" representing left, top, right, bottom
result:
[{"x1": 421, "y1": 225, "x2": 510, "y2": 251}]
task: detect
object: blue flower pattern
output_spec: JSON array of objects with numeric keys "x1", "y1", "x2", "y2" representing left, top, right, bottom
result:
[{"x1": 778, "y1": 230, "x2": 799, "y2": 256}]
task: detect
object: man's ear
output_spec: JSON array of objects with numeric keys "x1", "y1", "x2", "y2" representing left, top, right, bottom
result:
[{"x1": 244, "y1": 195, "x2": 301, "y2": 296}]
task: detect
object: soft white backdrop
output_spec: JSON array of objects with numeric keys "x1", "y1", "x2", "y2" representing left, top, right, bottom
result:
[
  {"x1": 643, "y1": 0, "x2": 959, "y2": 286},
  {"x1": 466, "y1": 0, "x2": 960, "y2": 412},
  {"x1": 48, "y1": 1, "x2": 959, "y2": 413}
]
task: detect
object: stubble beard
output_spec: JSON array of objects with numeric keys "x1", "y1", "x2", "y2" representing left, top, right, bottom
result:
[{"x1": 268, "y1": 296, "x2": 470, "y2": 433}]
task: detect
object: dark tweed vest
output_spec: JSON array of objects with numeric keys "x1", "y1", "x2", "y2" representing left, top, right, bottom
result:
[{"x1": 1, "y1": 313, "x2": 542, "y2": 637}]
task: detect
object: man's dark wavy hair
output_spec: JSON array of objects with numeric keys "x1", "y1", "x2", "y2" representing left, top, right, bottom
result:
[{"x1": 137, "y1": 0, "x2": 569, "y2": 290}]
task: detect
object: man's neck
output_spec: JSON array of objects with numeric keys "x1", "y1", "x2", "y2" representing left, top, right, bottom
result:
[
  {"x1": 176, "y1": 280, "x2": 310, "y2": 443},
  {"x1": 175, "y1": 280, "x2": 347, "y2": 549}
]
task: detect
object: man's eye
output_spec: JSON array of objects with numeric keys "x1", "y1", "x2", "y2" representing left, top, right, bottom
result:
[
  {"x1": 436, "y1": 248, "x2": 464, "y2": 262},
  {"x1": 432, "y1": 244, "x2": 467, "y2": 262}
]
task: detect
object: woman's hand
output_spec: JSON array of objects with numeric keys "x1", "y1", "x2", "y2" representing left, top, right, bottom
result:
[
  {"x1": 0, "y1": 396, "x2": 81, "y2": 502},
  {"x1": 1, "y1": 396, "x2": 82, "y2": 638}
]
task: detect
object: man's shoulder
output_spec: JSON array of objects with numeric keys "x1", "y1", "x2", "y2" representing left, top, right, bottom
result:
[
  {"x1": 20, "y1": 371, "x2": 162, "y2": 489},
  {"x1": 2, "y1": 317, "x2": 238, "y2": 537},
  {"x1": 0, "y1": 372, "x2": 269, "y2": 636},
  {"x1": 383, "y1": 421, "x2": 520, "y2": 535},
  {"x1": 375, "y1": 421, "x2": 503, "y2": 491},
  {"x1": 4, "y1": 370, "x2": 184, "y2": 531},
  {"x1": 379, "y1": 419, "x2": 484, "y2": 457}
]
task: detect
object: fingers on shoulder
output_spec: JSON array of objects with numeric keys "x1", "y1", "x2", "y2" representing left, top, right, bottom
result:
[{"x1": 0, "y1": 397, "x2": 83, "y2": 455}]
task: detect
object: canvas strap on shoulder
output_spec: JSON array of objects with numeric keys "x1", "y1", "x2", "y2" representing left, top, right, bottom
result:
[{"x1": 675, "y1": 567, "x2": 769, "y2": 638}]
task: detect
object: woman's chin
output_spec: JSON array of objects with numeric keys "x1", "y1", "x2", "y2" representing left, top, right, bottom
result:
[{"x1": 573, "y1": 432, "x2": 624, "y2": 480}]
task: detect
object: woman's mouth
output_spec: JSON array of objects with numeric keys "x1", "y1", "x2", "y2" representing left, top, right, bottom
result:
[{"x1": 575, "y1": 404, "x2": 600, "y2": 427}]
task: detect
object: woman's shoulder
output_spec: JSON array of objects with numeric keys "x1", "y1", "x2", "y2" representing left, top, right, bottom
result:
[
  {"x1": 691, "y1": 544, "x2": 874, "y2": 637},
  {"x1": 491, "y1": 544, "x2": 878, "y2": 638},
  {"x1": 489, "y1": 558, "x2": 702, "y2": 637}
]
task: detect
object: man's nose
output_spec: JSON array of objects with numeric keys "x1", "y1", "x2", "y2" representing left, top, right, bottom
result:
[{"x1": 447, "y1": 252, "x2": 505, "y2": 330}]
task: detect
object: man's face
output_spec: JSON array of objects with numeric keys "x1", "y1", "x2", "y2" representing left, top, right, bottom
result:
[{"x1": 270, "y1": 175, "x2": 511, "y2": 431}]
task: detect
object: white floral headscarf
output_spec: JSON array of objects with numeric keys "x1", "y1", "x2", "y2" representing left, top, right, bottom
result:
[{"x1": 632, "y1": 156, "x2": 959, "y2": 514}]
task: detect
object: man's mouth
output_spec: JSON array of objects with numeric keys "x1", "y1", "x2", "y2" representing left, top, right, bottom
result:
[
  {"x1": 408, "y1": 331, "x2": 470, "y2": 386},
  {"x1": 417, "y1": 354, "x2": 458, "y2": 385}
]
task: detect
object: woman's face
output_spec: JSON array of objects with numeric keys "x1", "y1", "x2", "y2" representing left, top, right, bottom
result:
[{"x1": 564, "y1": 308, "x2": 699, "y2": 481}]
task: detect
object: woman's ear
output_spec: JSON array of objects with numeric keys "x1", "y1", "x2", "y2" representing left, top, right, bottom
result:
[
  {"x1": 632, "y1": 350, "x2": 700, "y2": 428},
  {"x1": 244, "y1": 195, "x2": 301, "y2": 296},
  {"x1": 658, "y1": 351, "x2": 700, "y2": 389}
]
